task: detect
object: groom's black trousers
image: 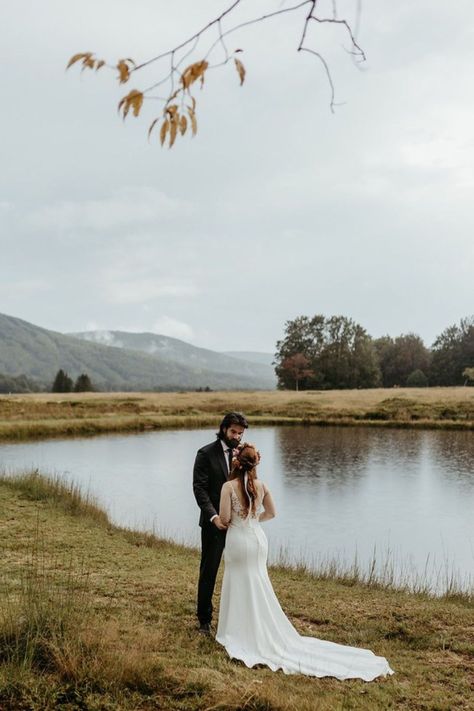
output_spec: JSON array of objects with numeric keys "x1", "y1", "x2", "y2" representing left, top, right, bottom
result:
[{"x1": 197, "y1": 523, "x2": 226, "y2": 624}]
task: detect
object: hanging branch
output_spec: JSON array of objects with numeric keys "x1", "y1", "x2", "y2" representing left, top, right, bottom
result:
[{"x1": 67, "y1": 0, "x2": 365, "y2": 148}]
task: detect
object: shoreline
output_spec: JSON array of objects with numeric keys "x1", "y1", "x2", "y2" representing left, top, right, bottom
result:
[{"x1": 1, "y1": 387, "x2": 473, "y2": 442}]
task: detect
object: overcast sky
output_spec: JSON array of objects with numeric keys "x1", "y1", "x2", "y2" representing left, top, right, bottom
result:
[{"x1": 1, "y1": 1, "x2": 473, "y2": 353}]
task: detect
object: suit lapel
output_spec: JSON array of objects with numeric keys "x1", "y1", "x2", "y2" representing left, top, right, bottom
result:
[{"x1": 213, "y1": 440, "x2": 228, "y2": 482}]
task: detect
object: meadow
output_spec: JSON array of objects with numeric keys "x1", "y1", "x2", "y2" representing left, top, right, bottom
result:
[
  {"x1": 0, "y1": 387, "x2": 473, "y2": 442},
  {"x1": 1, "y1": 471, "x2": 473, "y2": 710}
]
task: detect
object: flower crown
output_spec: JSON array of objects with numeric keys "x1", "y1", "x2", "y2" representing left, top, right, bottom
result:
[{"x1": 233, "y1": 442, "x2": 261, "y2": 469}]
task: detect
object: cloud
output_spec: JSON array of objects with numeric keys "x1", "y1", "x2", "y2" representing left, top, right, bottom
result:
[
  {"x1": 104, "y1": 278, "x2": 197, "y2": 305},
  {"x1": 76, "y1": 330, "x2": 123, "y2": 347},
  {"x1": 0, "y1": 279, "x2": 51, "y2": 297},
  {"x1": 3, "y1": 0, "x2": 474, "y2": 352},
  {"x1": 152, "y1": 316, "x2": 194, "y2": 341},
  {"x1": 25, "y1": 187, "x2": 190, "y2": 234}
]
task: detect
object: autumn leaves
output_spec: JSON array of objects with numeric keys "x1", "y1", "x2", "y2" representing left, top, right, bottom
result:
[
  {"x1": 148, "y1": 60, "x2": 208, "y2": 148},
  {"x1": 67, "y1": 53, "x2": 246, "y2": 148},
  {"x1": 149, "y1": 101, "x2": 197, "y2": 150}
]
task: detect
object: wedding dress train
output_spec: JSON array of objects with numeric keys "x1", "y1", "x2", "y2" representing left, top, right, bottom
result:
[{"x1": 216, "y1": 487, "x2": 394, "y2": 681}]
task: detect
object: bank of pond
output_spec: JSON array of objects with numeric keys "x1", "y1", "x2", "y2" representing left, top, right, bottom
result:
[
  {"x1": 1, "y1": 471, "x2": 473, "y2": 711},
  {"x1": 0, "y1": 388, "x2": 473, "y2": 443},
  {"x1": 1, "y1": 424, "x2": 473, "y2": 596}
]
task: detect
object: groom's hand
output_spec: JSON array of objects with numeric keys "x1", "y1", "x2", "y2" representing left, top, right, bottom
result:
[{"x1": 213, "y1": 516, "x2": 228, "y2": 530}]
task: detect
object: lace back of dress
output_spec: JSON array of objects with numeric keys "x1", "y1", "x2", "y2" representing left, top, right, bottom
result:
[{"x1": 230, "y1": 482, "x2": 261, "y2": 521}]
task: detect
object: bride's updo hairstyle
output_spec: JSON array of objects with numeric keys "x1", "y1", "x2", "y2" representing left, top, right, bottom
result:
[{"x1": 230, "y1": 444, "x2": 260, "y2": 513}]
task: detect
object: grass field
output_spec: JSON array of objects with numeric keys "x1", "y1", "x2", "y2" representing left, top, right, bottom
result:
[
  {"x1": 0, "y1": 387, "x2": 473, "y2": 442},
  {"x1": 0, "y1": 472, "x2": 473, "y2": 710}
]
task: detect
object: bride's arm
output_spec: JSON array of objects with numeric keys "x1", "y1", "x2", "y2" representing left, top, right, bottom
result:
[
  {"x1": 218, "y1": 482, "x2": 232, "y2": 528},
  {"x1": 258, "y1": 483, "x2": 276, "y2": 522}
]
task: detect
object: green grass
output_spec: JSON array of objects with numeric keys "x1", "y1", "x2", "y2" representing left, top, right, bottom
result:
[
  {"x1": 1, "y1": 472, "x2": 473, "y2": 710},
  {"x1": 0, "y1": 388, "x2": 473, "y2": 442}
]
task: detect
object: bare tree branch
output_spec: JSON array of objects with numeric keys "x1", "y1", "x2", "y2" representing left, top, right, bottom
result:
[{"x1": 67, "y1": 1, "x2": 365, "y2": 147}]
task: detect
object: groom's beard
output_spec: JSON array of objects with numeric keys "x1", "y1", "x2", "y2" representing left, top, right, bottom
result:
[{"x1": 223, "y1": 436, "x2": 240, "y2": 449}]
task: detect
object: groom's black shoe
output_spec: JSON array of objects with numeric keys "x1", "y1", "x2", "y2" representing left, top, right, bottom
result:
[{"x1": 198, "y1": 622, "x2": 211, "y2": 635}]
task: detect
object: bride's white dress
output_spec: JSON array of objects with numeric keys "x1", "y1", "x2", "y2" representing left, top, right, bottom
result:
[{"x1": 216, "y1": 485, "x2": 394, "y2": 681}]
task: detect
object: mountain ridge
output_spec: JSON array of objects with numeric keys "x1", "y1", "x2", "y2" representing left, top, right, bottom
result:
[
  {"x1": 0, "y1": 313, "x2": 275, "y2": 391},
  {"x1": 70, "y1": 330, "x2": 276, "y2": 384}
]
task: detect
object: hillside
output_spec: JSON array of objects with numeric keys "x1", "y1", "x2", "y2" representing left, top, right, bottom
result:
[
  {"x1": 70, "y1": 330, "x2": 276, "y2": 385},
  {"x1": 0, "y1": 314, "x2": 275, "y2": 391},
  {"x1": 224, "y1": 350, "x2": 275, "y2": 367}
]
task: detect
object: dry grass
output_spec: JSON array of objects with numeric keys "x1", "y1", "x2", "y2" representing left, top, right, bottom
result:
[
  {"x1": 1, "y1": 472, "x2": 473, "y2": 710},
  {"x1": 0, "y1": 387, "x2": 473, "y2": 442}
]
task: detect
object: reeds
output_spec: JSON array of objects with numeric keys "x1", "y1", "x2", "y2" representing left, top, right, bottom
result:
[
  {"x1": 0, "y1": 469, "x2": 109, "y2": 525},
  {"x1": 0, "y1": 545, "x2": 172, "y2": 708},
  {"x1": 3, "y1": 471, "x2": 473, "y2": 602},
  {"x1": 0, "y1": 540, "x2": 91, "y2": 671},
  {"x1": 272, "y1": 545, "x2": 474, "y2": 602}
]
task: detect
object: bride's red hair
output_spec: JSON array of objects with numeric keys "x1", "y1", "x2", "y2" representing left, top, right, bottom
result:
[{"x1": 229, "y1": 444, "x2": 260, "y2": 513}]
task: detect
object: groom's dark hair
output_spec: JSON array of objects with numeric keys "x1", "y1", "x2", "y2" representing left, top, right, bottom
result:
[{"x1": 217, "y1": 412, "x2": 248, "y2": 440}]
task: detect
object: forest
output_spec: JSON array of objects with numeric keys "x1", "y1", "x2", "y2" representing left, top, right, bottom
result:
[{"x1": 275, "y1": 315, "x2": 474, "y2": 390}]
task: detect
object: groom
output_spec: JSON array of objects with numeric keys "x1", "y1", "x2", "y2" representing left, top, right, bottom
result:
[{"x1": 193, "y1": 411, "x2": 248, "y2": 633}]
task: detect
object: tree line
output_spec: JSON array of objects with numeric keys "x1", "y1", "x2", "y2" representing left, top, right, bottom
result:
[
  {"x1": 52, "y1": 369, "x2": 95, "y2": 393},
  {"x1": 0, "y1": 373, "x2": 41, "y2": 394},
  {"x1": 274, "y1": 315, "x2": 474, "y2": 390}
]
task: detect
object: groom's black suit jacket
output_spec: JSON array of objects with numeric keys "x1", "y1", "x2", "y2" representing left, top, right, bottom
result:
[{"x1": 193, "y1": 439, "x2": 229, "y2": 527}]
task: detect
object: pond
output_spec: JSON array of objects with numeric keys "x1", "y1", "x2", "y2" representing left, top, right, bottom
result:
[{"x1": 1, "y1": 426, "x2": 473, "y2": 592}]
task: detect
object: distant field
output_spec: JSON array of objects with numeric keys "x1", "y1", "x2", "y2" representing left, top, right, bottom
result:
[{"x1": 0, "y1": 388, "x2": 473, "y2": 441}]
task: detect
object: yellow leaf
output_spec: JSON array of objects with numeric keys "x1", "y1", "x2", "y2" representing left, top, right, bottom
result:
[
  {"x1": 118, "y1": 89, "x2": 143, "y2": 119},
  {"x1": 181, "y1": 60, "x2": 209, "y2": 90},
  {"x1": 179, "y1": 114, "x2": 187, "y2": 136},
  {"x1": 160, "y1": 119, "x2": 169, "y2": 146},
  {"x1": 187, "y1": 106, "x2": 197, "y2": 136},
  {"x1": 66, "y1": 52, "x2": 92, "y2": 70},
  {"x1": 83, "y1": 56, "x2": 95, "y2": 70},
  {"x1": 234, "y1": 58, "x2": 246, "y2": 85},
  {"x1": 169, "y1": 116, "x2": 178, "y2": 148},
  {"x1": 131, "y1": 91, "x2": 143, "y2": 117},
  {"x1": 117, "y1": 60, "x2": 131, "y2": 84},
  {"x1": 95, "y1": 60, "x2": 105, "y2": 71},
  {"x1": 148, "y1": 118, "x2": 160, "y2": 140}
]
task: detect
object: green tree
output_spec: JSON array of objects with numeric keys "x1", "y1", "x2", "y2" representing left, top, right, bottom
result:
[
  {"x1": 275, "y1": 314, "x2": 380, "y2": 390},
  {"x1": 406, "y1": 369, "x2": 429, "y2": 387},
  {"x1": 275, "y1": 315, "x2": 324, "y2": 390},
  {"x1": 0, "y1": 374, "x2": 41, "y2": 394},
  {"x1": 52, "y1": 369, "x2": 73, "y2": 393},
  {"x1": 317, "y1": 316, "x2": 381, "y2": 389},
  {"x1": 374, "y1": 334, "x2": 430, "y2": 387},
  {"x1": 430, "y1": 316, "x2": 474, "y2": 386},
  {"x1": 74, "y1": 373, "x2": 94, "y2": 392}
]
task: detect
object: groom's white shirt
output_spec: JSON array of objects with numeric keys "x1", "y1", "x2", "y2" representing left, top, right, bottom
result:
[{"x1": 210, "y1": 439, "x2": 233, "y2": 523}]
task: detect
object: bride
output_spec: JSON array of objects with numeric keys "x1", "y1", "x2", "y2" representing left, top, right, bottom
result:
[{"x1": 216, "y1": 444, "x2": 394, "y2": 681}]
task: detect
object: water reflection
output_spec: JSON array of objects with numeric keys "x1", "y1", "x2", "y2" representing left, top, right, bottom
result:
[
  {"x1": 276, "y1": 426, "x2": 370, "y2": 485},
  {"x1": 429, "y1": 430, "x2": 474, "y2": 483},
  {"x1": 0, "y1": 426, "x2": 473, "y2": 592}
]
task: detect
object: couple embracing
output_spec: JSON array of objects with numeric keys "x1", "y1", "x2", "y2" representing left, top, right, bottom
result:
[{"x1": 192, "y1": 412, "x2": 394, "y2": 681}]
